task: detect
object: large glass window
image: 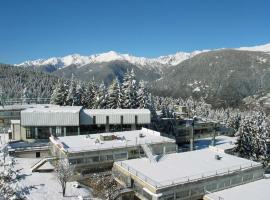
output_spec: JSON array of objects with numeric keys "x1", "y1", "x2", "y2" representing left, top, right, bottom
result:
[
  {"x1": 66, "y1": 126, "x2": 78, "y2": 136},
  {"x1": 26, "y1": 127, "x2": 35, "y2": 139},
  {"x1": 37, "y1": 127, "x2": 50, "y2": 139},
  {"x1": 114, "y1": 152, "x2": 127, "y2": 160},
  {"x1": 51, "y1": 127, "x2": 63, "y2": 137}
]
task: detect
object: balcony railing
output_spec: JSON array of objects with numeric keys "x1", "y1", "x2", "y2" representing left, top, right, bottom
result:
[{"x1": 117, "y1": 161, "x2": 262, "y2": 189}]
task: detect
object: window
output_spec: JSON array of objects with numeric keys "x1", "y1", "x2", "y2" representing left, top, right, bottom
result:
[
  {"x1": 26, "y1": 127, "x2": 35, "y2": 139},
  {"x1": 176, "y1": 190, "x2": 189, "y2": 199},
  {"x1": 135, "y1": 115, "x2": 138, "y2": 125},
  {"x1": 93, "y1": 116, "x2": 96, "y2": 124},
  {"x1": 121, "y1": 115, "x2": 124, "y2": 124},
  {"x1": 69, "y1": 159, "x2": 77, "y2": 165},
  {"x1": 106, "y1": 116, "x2": 109, "y2": 124},
  {"x1": 114, "y1": 152, "x2": 127, "y2": 160},
  {"x1": 106, "y1": 154, "x2": 113, "y2": 160}
]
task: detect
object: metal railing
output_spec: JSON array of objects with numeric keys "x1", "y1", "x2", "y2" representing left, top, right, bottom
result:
[
  {"x1": 117, "y1": 161, "x2": 262, "y2": 189},
  {"x1": 51, "y1": 134, "x2": 174, "y2": 153},
  {"x1": 2, "y1": 98, "x2": 50, "y2": 106}
]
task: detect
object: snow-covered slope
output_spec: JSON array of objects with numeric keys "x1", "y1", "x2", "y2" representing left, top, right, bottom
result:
[
  {"x1": 16, "y1": 50, "x2": 206, "y2": 69},
  {"x1": 237, "y1": 43, "x2": 270, "y2": 53}
]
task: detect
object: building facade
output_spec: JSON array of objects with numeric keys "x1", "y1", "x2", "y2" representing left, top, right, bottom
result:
[
  {"x1": 11, "y1": 106, "x2": 151, "y2": 142},
  {"x1": 113, "y1": 149, "x2": 264, "y2": 200},
  {"x1": 49, "y1": 128, "x2": 177, "y2": 175}
]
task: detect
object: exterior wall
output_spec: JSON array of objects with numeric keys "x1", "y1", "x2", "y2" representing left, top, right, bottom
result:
[
  {"x1": 13, "y1": 149, "x2": 48, "y2": 158},
  {"x1": 81, "y1": 109, "x2": 151, "y2": 125},
  {"x1": 113, "y1": 165, "x2": 264, "y2": 200},
  {"x1": 50, "y1": 138, "x2": 175, "y2": 176},
  {"x1": 21, "y1": 110, "x2": 81, "y2": 126},
  {"x1": 0, "y1": 110, "x2": 21, "y2": 130},
  {"x1": 11, "y1": 123, "x2": 21, "y2": 140}
]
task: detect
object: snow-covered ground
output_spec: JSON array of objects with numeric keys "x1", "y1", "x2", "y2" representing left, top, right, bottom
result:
[
  {"x1": 0, "y1": 133, "x2": 91, "y2": 200},
  {"x1": 13, "y1": 158, "x2": 91, "y2": 200}
]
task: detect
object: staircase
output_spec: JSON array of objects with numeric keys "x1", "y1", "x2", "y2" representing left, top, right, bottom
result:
[
  {"x1": 141, "y1": 144, "x2": 157, "y2": 163},
  {"x1": 112, "y1": 188, "x2": 134, "y2": 200},
  {"x1": 30, "y1": 157, "x2": 56, "y2": 172}
]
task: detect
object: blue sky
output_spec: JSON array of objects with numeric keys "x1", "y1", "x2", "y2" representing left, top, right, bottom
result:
[{"x1": 1, "y1": 0, "x2": 270, "y2": 64}]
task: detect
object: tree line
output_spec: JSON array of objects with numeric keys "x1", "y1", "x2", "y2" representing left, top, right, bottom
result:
[{"x1": 50, "y1": 69, "x2": 153, "y2": 110}]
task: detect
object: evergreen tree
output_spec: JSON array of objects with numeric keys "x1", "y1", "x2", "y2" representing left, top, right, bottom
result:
[
  {"x1": 50, "y1": 80, "x2": 65, "y2": 105},
  {"x1": 94, "y1": 82, "x2": 108, "y2": 109},
  {"x1": 73, "y1": 81, "x2": 84, "y2": 106},
  {"x1": 122, "y1": 69, "x2": 139, "y2": 108},
  {"x1": 107, "y1": 78, "x2": 121, "y2": 109},
  {"x1": 235, "y1": 112, "x2": 269, "y2": 165},
  {"x1": 66, "y1": 75, "x2": 77, "y2": 106},
  {"x1": 137, "y1": 80, "x2": 150, "y2": 108}
]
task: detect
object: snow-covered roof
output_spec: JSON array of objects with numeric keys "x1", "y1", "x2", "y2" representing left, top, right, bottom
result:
[
  {"x1": 22, "y1": 106, "x2": 82, "y2": 113},
  {"x1": 50, "y1": 128, "x2": 175, "y2": 153},
  {"x1": 115, "y1": 148, "x2": 262, "y2": 188},
  {"x1": 204, "y1": 178, "x2": 270, "y2": 200},
  {"x1": 0, "y1": 104, "x2": 58, "y2": 111},
  {"x1": 84, "y1": 109, "x2": 150, "y2": 115}
]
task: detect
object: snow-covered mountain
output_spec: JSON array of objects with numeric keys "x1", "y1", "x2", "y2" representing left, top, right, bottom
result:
[
  {"x1": 16, "y1": 50, "x2": 206, "y2": 69},
  {"x1": 237, "y1": 43, "x2": 270, "y2": 53}
]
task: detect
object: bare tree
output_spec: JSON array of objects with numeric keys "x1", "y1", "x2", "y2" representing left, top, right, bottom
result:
[{"x1": 55, "y1": 159, "x2": 74, "y2": 197}]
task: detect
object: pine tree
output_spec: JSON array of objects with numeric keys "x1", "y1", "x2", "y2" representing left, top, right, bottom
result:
[
  {"x1": 235, "y1": 112, "x2": 269, "y2": 165},
  {"x1": 94, "y1": 82, "x2": 108, "y2": 109},
  {"x1": 62, "y1": 80, "x2": 70, "y2": 106},
  {"x1": 82, "y1": 82, "x2": 95, "y2": 108},
  {"x1": 107, "y1": 78, "x2": 121, "y2": 109},
  {"x1": 50, "y1": 79, "x2": 65, "y2": 105},
  {"x1": 73, "y1": 81, "x2": 84, "y2": 106},
  {"x1": 137, "y1": 80, "x2": 150, "y2": 108},
  {"x1": 66, "y1": 75, "x2": 77, "y2": 106},
  {"x1": 122, "y1": 69, "x2": 139, "y2": 109}
]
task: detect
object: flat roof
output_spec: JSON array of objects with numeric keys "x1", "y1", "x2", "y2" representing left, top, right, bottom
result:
[
  {"x1": 51, "y1": 128, "x2": 175, "y2": 153},
  {"x1": 0, "y1": 104, "x2": 58, "y2": 111},
  {"x1": 205, "y1": 178, "x2": 270, "y2": 200},
  {"x1": 21, "y1": 106, "x2": 82, "y2": 113},
  {"x1": 84, "y1": 109, "x2": 150, "y2": 115},
  {"x1": 116, "y1": 148, "x2": 261, "y2": 188}
]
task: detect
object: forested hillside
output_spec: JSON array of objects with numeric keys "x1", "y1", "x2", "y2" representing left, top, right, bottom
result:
[{"x1": 0, "y1": 64, "x2": 58, "y2": 99}]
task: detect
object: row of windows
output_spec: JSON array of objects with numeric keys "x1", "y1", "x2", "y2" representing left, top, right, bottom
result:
[
  {"x1": 92, "y1": 115, "x2": 138, "y2": 125},
  {"x1": 69, "y1": 152, "x2": 128, "y2": 165},
  {"x1": 140, "y1": 171, "x2": 260, "y2": 200}
]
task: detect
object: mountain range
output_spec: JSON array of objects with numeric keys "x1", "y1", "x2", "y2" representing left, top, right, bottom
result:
[{"x1": 14, "y1": 43, "x2": 270, "y2": 108}]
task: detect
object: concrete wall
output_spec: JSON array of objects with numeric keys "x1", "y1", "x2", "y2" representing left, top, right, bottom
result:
[{"x1": 14, "y1": 149, "x2": 48, "y2": 158}]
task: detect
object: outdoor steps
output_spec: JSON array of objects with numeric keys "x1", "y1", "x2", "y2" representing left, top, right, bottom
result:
[
  {"x1": 140, "y1": 144, "x2": 157, "y2": 163},
  {"x1": 30, "y1": 157, "x2": 56, "y2": 172},
  {"x1": 111, "y1": 188, "x2": 134, "y2": 200}
]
